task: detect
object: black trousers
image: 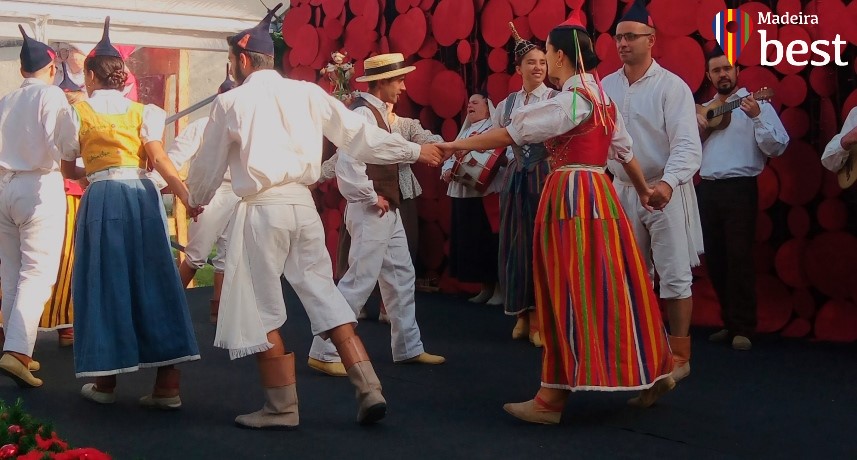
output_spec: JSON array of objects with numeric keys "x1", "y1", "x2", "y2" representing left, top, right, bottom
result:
[{"x1": 697, "y1": 176, "x2": 758, "y2": 337}]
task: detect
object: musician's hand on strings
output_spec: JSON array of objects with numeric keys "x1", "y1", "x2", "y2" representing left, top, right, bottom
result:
[
  {"x1": 739, "y1": 94, "x2": 761, "y2": 118},
  {"x1": 649, "y1": 181, "x2": 673, "y2": 210},
  {"x1": 417, "y1": 144, "x2": 445, "y2": 167},
  {"x1": 696, "y1": 113, "x2": 709, "y2": 131},
  {"x1": 441, "y1": 169, "x2": 452, "y2": 183},
  {"x1": 374, "y1": 196, "x2": 391, "y2": 216}
]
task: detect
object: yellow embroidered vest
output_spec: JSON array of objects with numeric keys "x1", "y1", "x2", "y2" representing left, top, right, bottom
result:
[{"x1": 74, "y1": 101, "x2": 146, "y2": 175}]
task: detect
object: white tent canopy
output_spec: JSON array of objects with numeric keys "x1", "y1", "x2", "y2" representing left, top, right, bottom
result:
[{"x1": 0, "y1": 0, "x2": 290, "y2": 51}]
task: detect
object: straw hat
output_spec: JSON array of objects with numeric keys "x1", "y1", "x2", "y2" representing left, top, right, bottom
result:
[{"x1": 355, "y1": 53, "x2": 416, "y2": 82}]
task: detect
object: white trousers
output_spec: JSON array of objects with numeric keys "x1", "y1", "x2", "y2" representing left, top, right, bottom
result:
[
  {"x1": 614, "y1": 182, "x2": 698, "y2": 299},
  {"x1": 309, "y1": 201, "x2": 424, "y2": 363},
  {"x1": 0, "y1": 170, "x2": 65, "y2": 356},
  {"x1": 184, "y1": 182, "x2": 239, "y2": 273}
]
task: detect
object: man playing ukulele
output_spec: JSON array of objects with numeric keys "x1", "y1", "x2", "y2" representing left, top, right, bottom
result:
[{"x1": 696, "y1": 49, "x2": 789, "y2": 351}]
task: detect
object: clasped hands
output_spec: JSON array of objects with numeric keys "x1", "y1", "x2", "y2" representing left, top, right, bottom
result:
[{"x1": 642, "y1": 181, "x2": 672, "y2": 212}]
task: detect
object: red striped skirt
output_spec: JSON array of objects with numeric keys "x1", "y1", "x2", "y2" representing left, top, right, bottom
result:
[{"x1": 533, "y1": 168, "x2": 673, "y2": 391}]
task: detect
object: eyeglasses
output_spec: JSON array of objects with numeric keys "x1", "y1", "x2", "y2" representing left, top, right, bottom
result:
[{"x1": 613, "y1": 33, "x2": 653, "y2": 43}]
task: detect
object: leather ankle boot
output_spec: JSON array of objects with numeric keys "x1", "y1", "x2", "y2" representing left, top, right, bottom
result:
[
  {"x1": 346, "y1": 361, "x2": 386, "y2": 425},
  {"x1": 668, "y1": 335, "x2": 691, "y2": 382}
]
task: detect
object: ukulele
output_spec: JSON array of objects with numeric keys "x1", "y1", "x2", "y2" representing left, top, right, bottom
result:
[{"x1": 697, "y1": 87, "x2": 775, "y2": 142}]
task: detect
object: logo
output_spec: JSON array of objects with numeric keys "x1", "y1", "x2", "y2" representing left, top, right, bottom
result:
[
  {"x1": 711, "y1": 9, "x2": 848, "y2": 67},
  {"x1": 712, "y1": 9, "x2": 754, "y2": 66}
]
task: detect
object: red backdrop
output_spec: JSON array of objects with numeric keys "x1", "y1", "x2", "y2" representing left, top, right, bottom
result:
[{"x1": 284, "y1": 0, "x2": 857, "y2": 342}]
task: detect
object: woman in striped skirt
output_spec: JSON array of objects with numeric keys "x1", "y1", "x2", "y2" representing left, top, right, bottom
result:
[{"x1": 438, "y1": 13, "x2": 674, "y2": 424}]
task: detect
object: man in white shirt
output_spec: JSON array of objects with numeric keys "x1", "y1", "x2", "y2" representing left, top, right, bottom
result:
[
  {"x1": 697, "y1": 50, "x2": 789, "y2": 351},
  {"x1": 186, "y1": 6, "x2": 445, "y2": 430},
  {"x1": 0, "y1": 26, "x2": 68, "y2": 388},
  {"x1": 602, "y1": 0, "x2": 703, "y2": 383},
  {"x1": 821, "y1": 108, "x2": 857, "y2": 174},
  {"x1": 170, "y1": 72, "x2": 238, "y2": 324},
  {"x1": 308, "y1": 53, "x2": 445, "y2": 376}
]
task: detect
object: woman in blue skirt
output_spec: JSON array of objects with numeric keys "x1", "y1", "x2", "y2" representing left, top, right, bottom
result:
[{"x1": 57, "y1": 18, "x2": 200, "y2": 409}]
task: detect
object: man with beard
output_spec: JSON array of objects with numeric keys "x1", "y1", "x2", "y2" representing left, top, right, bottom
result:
[
  {"x1": 493, "y1": 23, "x2": 557, "y2": 346},
  {"x1": 602, "y1": 0, "x2": 703, "y2": 384},
  {"x1": 696, "y1": 50, "x2": 788, "y2": 351}
]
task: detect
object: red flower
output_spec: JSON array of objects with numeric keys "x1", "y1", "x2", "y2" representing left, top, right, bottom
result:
[
  {"x1": 35, "y1": 433, "x2": 69, "y2": 451},
  {"x1": 53, "y1": 448, "x2": 111, "y2": 460}
]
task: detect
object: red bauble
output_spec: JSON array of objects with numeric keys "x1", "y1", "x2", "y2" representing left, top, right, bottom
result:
[
  {"x1": 0, "y1": 443, "x2": 18, "y2": 459},
  {"x1": 7, "y1": 425, "x2": 21, "y2": 436}
]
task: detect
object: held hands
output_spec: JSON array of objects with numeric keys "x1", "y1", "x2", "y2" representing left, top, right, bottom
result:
[
  {"x1": 739, "y1": 94, "x2": 761, "y2": 118},
  {"x1": 648, "y1": 181, "x2": 673, "y2": 210},
  {"x1": 417, "y1": 144, "x2": 445, "y2": 167},
  {"x1": 374, "y1": 195, "x2": 391, "y2": 216},
  {"x1": 187, "y1": 204, "x2": 205, "y2": 221},
  {"x1": 639, "y1": 187, "x2": 656, "y2": 212}
]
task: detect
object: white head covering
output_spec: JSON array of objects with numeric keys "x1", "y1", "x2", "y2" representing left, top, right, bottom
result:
[{"x1": 455, "y1": 94, "x2": 496, "y2": 140}]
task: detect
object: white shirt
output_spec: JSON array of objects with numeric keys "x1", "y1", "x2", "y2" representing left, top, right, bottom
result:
[
  {"x1": 822, "y1": 107, "x2": 857, "y2": 173},
  {"x1": 57, "y1": 89, "x2": 166, "y2": 162},
  {"x1": 186, "y1": 71, "x2": 420, "y2": 208},
  {"x1": 442, "y1": 118, "x2": 503, "y2": 198},
  {"x1": 602, "y1": 60, "x2": 702, "y2": 188},
  {"x1": 505, "y1": 74, "x2": 633, "y2": 164},
  {"x1": 493, "y1": 83, "x2": 554, "y2": 159},
  {"x1": 700, "y1": 88, "x2": 789, "y2": 179},
  {"x1": 0, "y1": 79, "x2": 69, "y2": 172}
]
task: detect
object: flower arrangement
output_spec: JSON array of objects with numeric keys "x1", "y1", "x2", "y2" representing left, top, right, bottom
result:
[
  {"x1": 320, "y1": 51, "x2": 359, "y2": 103},
  {"x1": 0, "y1": 399, "x2": 110, "y2": 460}
]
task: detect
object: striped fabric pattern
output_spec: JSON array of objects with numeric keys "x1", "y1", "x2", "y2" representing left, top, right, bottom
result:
[
  {"x1": 499, "y1": 157, "x2": 551, "y2": 315},
  {"x1": 39, "y1": 194, "x2": 79, "y2": 329},
  {"x1": 534, "y1": 170, "x2": 673, "y2": 391}
]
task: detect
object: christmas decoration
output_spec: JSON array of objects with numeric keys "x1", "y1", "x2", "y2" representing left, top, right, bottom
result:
[
  {"x1": 7, "y1": 425, "x2": 21, "y2": 437},
  {"x1": 0, "y1": 444, "x2": 16, "y2": 459},
  {"x1": 0, "y1": 399, "x2": 110, "y2": 459}
]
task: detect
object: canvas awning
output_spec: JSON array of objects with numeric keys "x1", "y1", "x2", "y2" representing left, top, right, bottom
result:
[{"x1": 0, "y1": 0, "x2": 289, "y2": 50}]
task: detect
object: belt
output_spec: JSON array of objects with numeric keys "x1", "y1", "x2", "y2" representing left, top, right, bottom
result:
[
  {"x1": 87, "y1": 167, "x2": 149, "y2": 183},
  {"x1": 553, "y1": 164, "x2": 607, "y2": 174}
]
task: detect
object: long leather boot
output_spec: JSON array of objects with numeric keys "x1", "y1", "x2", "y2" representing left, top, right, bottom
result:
[
  {"x1": 235, "y1": 352, "x2": 299, "y2": 430},
  {"x1": 669, "y1": 335, "x2": 691, "y2": 382},
  {"x1": 335, "y1": 334, "x2": 386, "y2": 424}
]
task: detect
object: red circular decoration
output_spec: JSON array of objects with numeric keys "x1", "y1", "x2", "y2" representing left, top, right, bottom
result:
[
  {"x1": 510, "y1": 0, "x2": 537, "y2": 16},
  {"x1": 350, "y1": 0, "x2": 380, "y2": 26},
  {"x1": 441, "y1": 118, "x2": 459, "y2": 141},
  {"x1": 511, "y1": 16, "x2": 533, "y2": 41},
  {"x1": 432, "y1": 0, "x2": 461, "y2": 46},
  {"x1": 653, "y1": 36, "x2": 705, "y2": 92},
  {"x1": 430, "y1": 71, "x2": 467, "y2": 119},
  {"x1": 787, "y1": 206, "x2": 810, "y2": 238},
  {"x1": 394, "y1": 92, "x2": 417, "y2": 119},
  {"x1": 322, "y1": 16, "x2": 344, "y2": 41},
  {"x1": 774, "y1": 238, "x2": 810, "y2": 288},
  {"x1": 817, "y1": 198, "x2": 848, "y2": 231},
  {"x1": 696, "y1": 0, "x2": 727, "y2": 40},
  {"x1": 595, "y1": 32, "x2": 623, "y2": 78},
  {"x1": 395, "y1": 0, "x2": 412, "y2": 14},
  {"x1": 773, "y1": 26, "x2": 813, "y2": 76},
  {"x1": 322, "y1": 208, "x2": 342, "y2": 231},
  {"x1": 648, "y1": 0, "x2": 699, "y2": 37},
  {"x1": 405, "y1": 59, "x2": 445, "y2": 106},
  {"x1": 756, "y1": 166, "x2": 779, "y2": 211},
  {"x1": 457, "y1": 40, "x2": 473, "y2": 64},
  {"x1": 780, "y1": 318, "x2": 812, "y2": 338},
  {"x1": 413, "y1": 163, "x2": 440, "y2": 199},
  {"x1": 756, "y1": 274, "x2": 793, "y2": 333},
  {"x1": 777, "y1": 74, "x2": 807, "y2": 108},
  {"x1": 529, "y1": 0, "x2": 566, "y2": 41},
  {"x1": 419, "y1": 107, "x2": 440, "y2": 135},
  {"x1": 322, "y1": 0, "x2": 345, "y2": 17},
  {"x1": 486, "y1": 72, "x2": 512, "y2": 105},
  {"x1": 438, "y1": 194, "x2": 452, "y2": 234},
  {"x1": 418, "y1": 36, "x2": 439, "y2": 59},
  {"x1": 814, "y1": 299, "x2": 857, "y2": 342},
  {"x1": 312, "y1": 35, "x2": 338, "y2": 69},
  {"x1": 777, "y1": 0, "x2": 803, "y2": 16},
  {"x1": 821, "y1": 169, "x2": 843, "y2": 199},
  {"x1": 565, "y1": 0, "x2": 583, "y2": 8},
  {"x1": 453, "y1": 1, "x2": 476, "y2": 40},
  {"x1": 805, "y1": 231, "x2": 857, "y2": 299},
  {"x1": 389, "y1": 8, "x2": 427, "y2": 58},
  {"x1": 791, "y1": 288, "x2": 817, "y2": 320},
  {"x1": 283, "y1": 5, "x2": 312, "y2": 47},
  {"x1": 756, "y1": 212, "x2": 772, "y2": 242},
  {"x1": 290, "y1": 65, "x2": 317, "y2": 83},
  {"x1": 769, "y1": 140, "x2": 823, "y2": 206},
  {"x1": 779, "y1": 107, "x2": 809, "y2": 140},
  {"x1": 737, "y1": 3, "x2": 777, "y2": 67},
  {"x1": 291, "y1": 25, "x2": 319, "y2": 67},
  {"x1": 417, "y1": 196, "x2": 440, "y2": 222},
  {"x1": 343, "y1": 15, "x2": 380, "y2": 60},
  {"x1": 738, "y1": 66, "x2": 781, "y2": 112},
  {"x1": 809, "y1": 66, "x2": 837, "y2": 98},
  {"x1": 841, "y1": 89, "x2": 857, "y2": 122},
  {"x1": 322, "y1": 186, "x2": 342, "y2": 209},
  {"x1": 420, "y1": 0, "x2": 435, "y2": 11},
  {"x1": 592, "y1": 0, "x2": 618, "y2": 33},
  {"x1": 507, "y1": 73, "x2": 524, "y2": 94},
  {"x1": 488, "y1": 47, "x2": 509, "y2": 73},
  {"x1": 819, "y1": 97, "x2": 838, "y2": 147},
  {"x1": 481, "y1": 0, "x2": 514, "y2": 48}
]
